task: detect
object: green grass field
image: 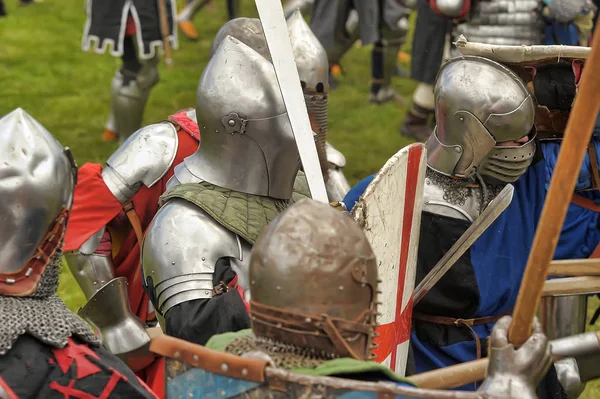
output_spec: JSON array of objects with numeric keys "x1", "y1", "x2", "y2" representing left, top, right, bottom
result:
[{"x1": 1, "y1": 1, "x2": 599, "y2": 397}]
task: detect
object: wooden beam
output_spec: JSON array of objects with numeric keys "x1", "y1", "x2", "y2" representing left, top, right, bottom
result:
[
  {"x1": 542, "y1": 276, "x2": 600, "y2": 296},
  {"x1": 548, "y1": 259, "x2": 600, "y2": 276}
]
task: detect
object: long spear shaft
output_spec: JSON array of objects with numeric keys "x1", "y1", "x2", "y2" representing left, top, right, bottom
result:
[{"x1": 507, "y1": 19, "x2": 600, "y2": 346}]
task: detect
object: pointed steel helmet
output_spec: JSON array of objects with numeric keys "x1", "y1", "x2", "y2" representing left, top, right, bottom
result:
[
  {"x1": 185, "y1": 36, "x2": 300, "y2": 199},
  {"x1": 287, "y1": 9, "x2": 329, "y2": 93},
  {"x1": 249, "y1": 199, "x2": 379, "y2": 361},
  {"x1": 0, "y1": 108, "x2": 76, "y2": 295},
  {"x1": 426, "y1": 56, "x2": 536, "y2": 183},
  {"x1": 210, "y1": 13, "x2": 330, "y2": 177}
]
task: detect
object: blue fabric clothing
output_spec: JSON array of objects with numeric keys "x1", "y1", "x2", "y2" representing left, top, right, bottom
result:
[{"x1": 342, "y1": 140, "x2": 600, "y2": 391}]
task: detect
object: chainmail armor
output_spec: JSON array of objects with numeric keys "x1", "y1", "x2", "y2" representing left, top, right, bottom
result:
[
  {"x1": 225, "y1": 334, "x2": 338, "y2": 370},
  {"x1": 426, "y1": 168, "x2": 504, "y2": 212},
  {"x1": 305, "y1": 93, "x2": 329, "y2": 178},
  {"x1": 0, "y1": 252, "x2": 99, "y2": 355}
]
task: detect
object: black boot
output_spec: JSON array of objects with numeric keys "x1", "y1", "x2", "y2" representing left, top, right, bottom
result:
[{"x1": 400, "y1": 103, "x2": 434, "y2": 142}]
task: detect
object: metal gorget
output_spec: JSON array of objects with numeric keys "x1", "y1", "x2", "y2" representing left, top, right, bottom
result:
[
  {"x1": 423, "y1": 168, "x2": 504, "y2": 222},
  {"x1": 0, "y1": 254, "x2": 99, "y2": 355}
]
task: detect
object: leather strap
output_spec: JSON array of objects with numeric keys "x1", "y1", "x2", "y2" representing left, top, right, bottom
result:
[
  {"x1": 123, "y1": 200, "x2": 144, "y2": 245},
  {"x1": 149, "y1": 334, "x2": 268, "y2": 382}
]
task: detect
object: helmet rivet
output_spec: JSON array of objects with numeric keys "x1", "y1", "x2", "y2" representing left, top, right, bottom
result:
[
  {"x1": 171, "y1": 261, "x2": 176, "y2": 265},
  {"x1": 459, "y1": 117, "x2": 464, "y2": 122},
  {"x1": 221, "y1": 363, "x2": 229, "y2": 372},
  {"x1": 276, "y1": 286, "x2": 281, "y2": 291},
  {"x1": 202, "y1": 257, "x2": 206, "y2": 261},
  {"x1": 205, "y1": 291, "x2": 210, "y2": 295},
  {"x1": 228, "y1": 119, "x2": 236, "y2": 127},
  {"x1": 338, "y1": 285, "x2": 344, "y2": 290},
  {"x1": 455, "y1": 147, "x2": 461, "y2": 153}
]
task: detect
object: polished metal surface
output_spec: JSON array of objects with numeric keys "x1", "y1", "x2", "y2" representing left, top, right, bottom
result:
[
  {"x1": 0, "y1": 108, "x2": 75, "y2": 275},
  {"x1": 256, "y1": 0, "x2": 328, "y2": 202},
  {"x1": 554, "y1": 359, "x2": 585, "y2": 399},
  {"x1": 427, "y1": 56, "x2": 535, "y2": 182},
  {"x1": 325, "y1": 142, "x2": 346, "y2": 167},
  {"x1": 422, "y1": 176, "x2": 481, "y2": 222},
  {"x1": 547, "y1": 0, "x2": 587, "y2": 23},
  {"x1": 109, "y1": 56, "x2": 160, "y2": 142},
  {"x1": 250, "y1": 199, "x2": 378, "y2": 360},
  {"x1": 210, "y1": 18, "x2": 271, "y2": 61},
  {"x1": 541, "y1": 295, "x2": 587, "y2": 340},
  {"x1": 102, "y1": 122, "x2": 179, "y2": 204},
  {"x1": 287, "y1": 9, "x2": 329, "y2": 92},
  {"x1": 478, "y1": 136, "x2": 536, "y2": 183},
  {"x1": 79, "y1": 277, "x2": 153, "y2": 372},
  {"x1": 64, "y1": 227, "x2": 116, "y2": 299},
  {"x1": 184, "y1": 36, "x2": 300, "y2": 200},
  {"x1": 454, "y1": 0, "x2": 543, "y2": 46},
  {"x1": 283, "y1": 0, "x2": 314, "y2": 18},
  {"x1": 434, "y1": 0, "x2": 468, "y2": 17},
  {"x1": 142, "y1": 199, "x2": 245, "y2": 318},
  {"x1": 325, "y1": 168, "x2": 351, "y2": 203}
]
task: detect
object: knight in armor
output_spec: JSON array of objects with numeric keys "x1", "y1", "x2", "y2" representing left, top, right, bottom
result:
[
  {"x1": 310, "y1": 0, "x2": 410, "y2": 100},
  {"x1": 343, "y1": 55, "x2": 567, "y2": 396},
  {"x1": 0, "y1": 108, "x2": 157, "y2": 399},
  {"x1": 140, "y1": 36, "x2": 311, "y2": 347},
  {"x1": 82, "y1": 0, "x2": 177, "y2": 143},
  {"x1": 201, "y1": 199, "x2": 552, "y2": 399},
  {"x1": 209, "y1": 13, "x2": 351, "y2": 201},
  {"x1": 176, "y1": 0, "x2": 240, "y2": 40},
  {"x1": 400, "y1": 0, "x2": 453, "y2": 141}
]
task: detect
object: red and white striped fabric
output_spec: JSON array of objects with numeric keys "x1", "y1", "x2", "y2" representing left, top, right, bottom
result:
[{"x1": 352, "y1": 143, "x2": 426, "y2": 376}]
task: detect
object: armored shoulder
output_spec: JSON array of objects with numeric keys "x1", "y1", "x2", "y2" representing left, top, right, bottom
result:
[
  {"x1": 102, "y1": 122, "x2": 179, "y2": 204},
  {"x1": 142, "y1": 199, "x2": 243, "y2": 317},
  {"x1": 326, "y1": 142, "x2": 346, "y2": 168}
]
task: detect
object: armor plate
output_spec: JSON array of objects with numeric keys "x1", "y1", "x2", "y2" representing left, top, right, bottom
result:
[
  {"x1": 423, "y1": 173, "x2": 482, "y2": 222},
  {"x1": 102, "y1": 122, "x2": 179, "y2": 204},
  {"x1": 184, "y1": 36, "x2": 300, "y2": 200},
  {"x1": 79, "y1": 277, "x2": 153, "y2": 372},
  {"x1": 142, "y1": 200, "x2": 245, "y2": 320},
  {"x1": 454, "y1": 0, "x2": 543, "y2": 46},
  {"x1": 427, "y1": 56, "x2": 536, "y2": 183},
  {"x1": 324, "y1": 143, "x2": 350, "y2": 202},
  {"x1": 0, "y1": 109, "x2": 75, "y2": 287}
]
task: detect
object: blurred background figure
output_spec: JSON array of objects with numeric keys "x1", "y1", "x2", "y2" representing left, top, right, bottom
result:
[
  {"x1": 82, "y1": 0, "x2": 177, "y2": 144},
  {"x1": 177, "y1": 0, "x2": 240, "y2": 40}
]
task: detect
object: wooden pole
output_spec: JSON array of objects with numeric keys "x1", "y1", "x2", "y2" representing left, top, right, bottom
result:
[
  {"x1": 542, "y1": 276, "x2": 600, "y2": 296},
  {"x1": 158, "y1": 0, "x2": 174, "y2": 69},
  {"x1": 507, "y1": 19, "x2": 600, "y2": 346},
  {"x1": 548, "y1": 259, "x2": 600, "y2": 276}
]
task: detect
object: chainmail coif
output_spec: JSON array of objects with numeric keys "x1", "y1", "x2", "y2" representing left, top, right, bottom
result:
[{"x1": 0, "y1": 252, "x2": 99, "y2": 355}]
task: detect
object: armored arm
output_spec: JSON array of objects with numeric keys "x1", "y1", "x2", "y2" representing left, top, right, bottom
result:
[
  {"x1": 142, "y1": 200, "x2": 251, "y2": 344},
  {"x1": 64, "y1": 228, "x2": 152, "y2": 371},
  {"x1": 325, "y1": 142, "x2": 351, "y2": 202},
  {"x1": 102, "y1": 122, "x2": 179, "y2": 204}
]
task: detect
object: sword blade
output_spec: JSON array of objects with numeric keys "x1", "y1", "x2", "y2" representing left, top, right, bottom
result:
[
  {"x1": 255, "y1": 0, "x2": 328, "y2": 203},
  {"x1": 413, "y1": 184, "x2": 515, "y2": 306}
]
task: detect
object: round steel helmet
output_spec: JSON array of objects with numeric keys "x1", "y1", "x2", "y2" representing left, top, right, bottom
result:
[
  {"x1": 249, "y1": 199, "x2": 378, "y2": 360},
  {"x1": 426, "y1": 56, "x2": 537, "y2": 183},
  {"x1": 185, "y1": 36, "x2": 300, "y2": 199},
  {"x1": 0, "y1": 108, "x2": 76, "y2": 296}
]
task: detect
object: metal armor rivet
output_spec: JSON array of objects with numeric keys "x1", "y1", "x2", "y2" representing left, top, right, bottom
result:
[
  {"x1": 193, "y1": 354, "x2": 199, "y2": 362},
  {"x1": 93, "y1": 281, "x2": 97, "y2": 285},
  {"x1": 205, "y1": 291, "x2": 210, "y2": 295},
  {"x1": 174, "y1": 351, "x2": 181, "y2": 358},
  {"x1": 221, "y1": 363, "x2": 229, "y2": 372},
  {"x1": 6, "y1": 278, "x2": 15, "y2": 284},
  {"x1": 426, "y1": 179, "x2": 431, "y2": 185},
  {"x1": 276, "y1": 286, "x2": 281, "y2": 291},
  {"x1": 242, "y1": 368, "x2": 248, "y2": 376},
  {"x1": 455, "y1": 147, "x2": 461, "y2": 153},
  {"x1": 228, "y1": 119, "x2": 236, "y2": 127},
  {"x1": 202, "y1": 257, "x2": 206, "y2": 261},
  {"x1": 152, "y1": 271, "x2": 155, "y2": 274},
  {"x1": 25, "y1": 268, "x2": 33, "y2": 277},
  {"x1": 338, "y1": 286, "x2": 344, "y2": 291}
]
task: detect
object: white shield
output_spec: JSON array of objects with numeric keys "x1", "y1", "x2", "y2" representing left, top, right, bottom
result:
[{"x1": 351, "y1": 143, "x2": 427, "y2": 376}]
